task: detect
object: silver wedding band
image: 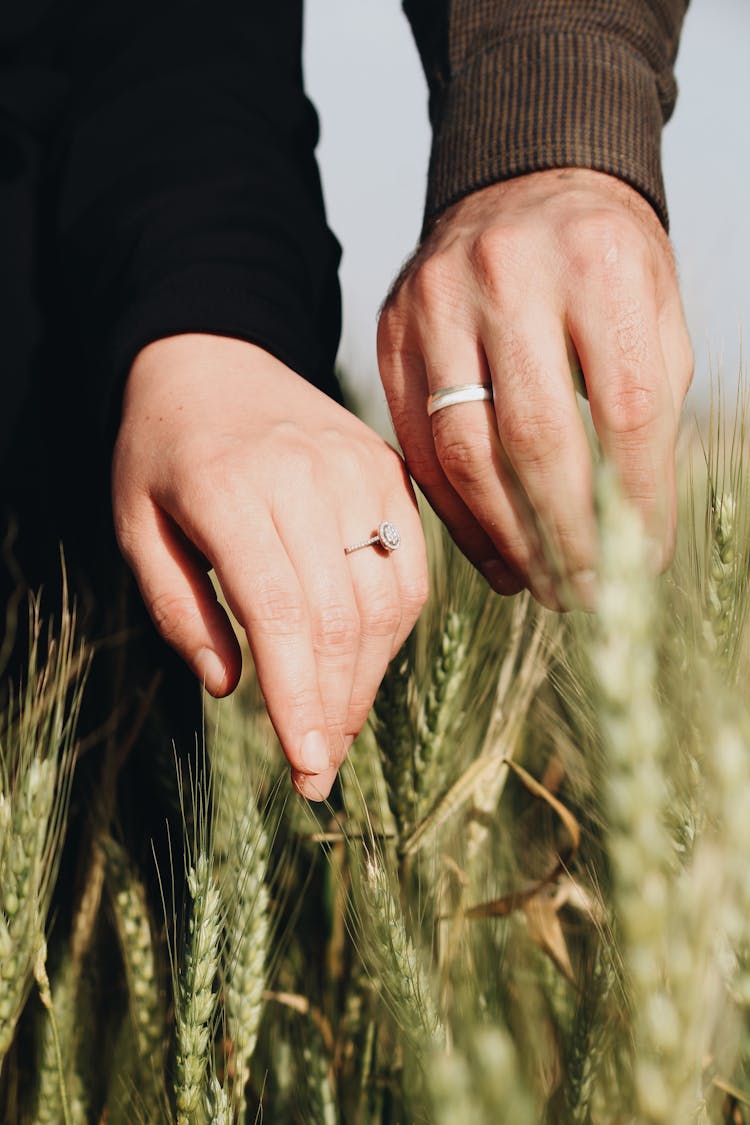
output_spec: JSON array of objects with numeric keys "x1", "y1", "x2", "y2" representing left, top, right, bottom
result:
[
  {"x1": 426, "y1": 383, "x2": 494, "y2": 416},
  {"x1": 344, "y1": 520, "x2": 401, "y2": 556}
]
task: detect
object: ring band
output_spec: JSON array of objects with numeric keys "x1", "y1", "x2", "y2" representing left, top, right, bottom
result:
[
  {"x1": 344, "y1": 520, "x2": 401, "y2": 556},
  {"x1": 427, "y1": 383, "x2": 494, "y2": 416}
]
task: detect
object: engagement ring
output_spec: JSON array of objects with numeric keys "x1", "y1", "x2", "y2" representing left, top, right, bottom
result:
[{"x1": 344, "y1": 520, "x2": 401, "y2": 555}]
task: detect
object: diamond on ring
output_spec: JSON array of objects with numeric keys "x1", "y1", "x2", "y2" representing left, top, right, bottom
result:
[
  {"x1": 344, "y1": 520, "x2": 401, "y2": 556},
  {"x1": 377, "y1": 520, "x2": 401, "y2": 551}
]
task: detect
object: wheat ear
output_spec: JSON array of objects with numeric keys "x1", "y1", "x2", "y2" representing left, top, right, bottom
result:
[
  {"x1": 208, "y1": 701, "x2": 271, "y2": 1115},
  {"x1": 413, "y1": 609, "x2": 468, "y2": 819},
  {"x1": 426, "y1": 1027, "x2": 535, "y2": 1124},
  {"x1": 102, "y1": 836, "x2": 166, "y2": 1118},
  {"x1": 359, "y1": 851, "x2": 443, "y2": 1047},
  {"x1": 0, "y1": 597, "x2": 87, "y2": 1063},
  {"x1": 175, "y1": 852, "x2": 222, "y2": 1125},
  {"x1": 592, "y1": 467, "x2": 695, "y2": 1122},
  {"x1": 222, "y1": 805, "x2": 270, "y2": 1116},
  {"x1": 704, "y1": 491, "x2": 736, "y2": 659},
  {"x1": 300, "y1": 1025, "x2": 338, "y2": 1125},
  {"x1": 371, "y1": 645, "x2": 417, "y2": 843},
  {"x1": 0, "y1": 757, "x2": 57, "y2": 1059}
]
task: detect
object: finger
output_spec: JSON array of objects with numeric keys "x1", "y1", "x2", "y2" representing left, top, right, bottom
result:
[
  {"x1": 177, "y1": 501, "x2": 338, "y2": 789},
  {"x1": 655, "y1": 294, "x2": 694, "y2": 569},
  {"x1": 377, "y1": 318, "x2": 525, "y2": 596},
  {"x1": 658, "y1": 287, "x2": 695, "y2": 419},
  {"x1": 570, "y1": 265, "x2": 676, "y2": 569},
  {"x1": 411, "y1": 319, "x2": 552, "y2": 602},
  {"x1": 344, "y1": 504, "x2": 425, "y2": 738},
  {"x1": 292, "y1": 764, "x2": 341, "y2": 802},
  {"x1": 115, "y1": 503, "x2": 242, "y2": 696},
  {"x1": 428, "y1": 390, "x2": 553, "y2": 602},
  {"x1": 385, "y1": 476, "x2": 431, "y2": 657},
  {"x1": 276, "y1": 491, "x2": 361, "y2": 765},
  {"x1": 481, "y1": 309, "x2": 599, "y2": 606}
]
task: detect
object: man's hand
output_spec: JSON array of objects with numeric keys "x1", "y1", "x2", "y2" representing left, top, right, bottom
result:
[
  {"x1": 112, "y1": 335, "x2": 428, "y2": 799},
  {"x1": 378, "y1": 169, "x2": 693, "y2": 608}
]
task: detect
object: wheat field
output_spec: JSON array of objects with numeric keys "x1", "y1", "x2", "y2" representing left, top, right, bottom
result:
[{"x1": 2, "y1": 389, "x2": 750, "y2": 1123}]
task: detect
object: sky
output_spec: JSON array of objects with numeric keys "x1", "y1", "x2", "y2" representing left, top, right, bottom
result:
[{"x1": 303, "y1": 0, "x2": 750, "y2": 423}]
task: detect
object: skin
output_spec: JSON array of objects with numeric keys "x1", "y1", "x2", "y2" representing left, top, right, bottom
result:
[
  {"x1": 378, "y1": 168, "x2": 694, "y2": 609},
  {"x1": 112, "y1": 335, "x2": 429, "y2": 801},
  {"x1": 113, "y1": 168, "x2": 693, "y2": 798}
]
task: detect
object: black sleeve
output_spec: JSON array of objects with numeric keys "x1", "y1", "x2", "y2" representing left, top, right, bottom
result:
[{"x1": 46, "y1": 0, "x2": 342, "y2": 430}]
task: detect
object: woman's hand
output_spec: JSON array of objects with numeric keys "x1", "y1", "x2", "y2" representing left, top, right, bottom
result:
[
  {"x1": 112, "y1": 334, "x2": 428, "y2": 799},
  {"x1": 378, "y1": 169, "x2": 694, "y2": 609}
]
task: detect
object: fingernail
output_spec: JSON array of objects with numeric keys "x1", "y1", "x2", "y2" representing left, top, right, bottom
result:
[
  {"x1": 299, "y1": 730, "x2": 331, "y2": 774},
  {"x1": 569, "y1": 569, "x2": 598, "y2": 611},
  {"x1": 292, "y1": 766, "x2": 337, "y2": 802},
  {"x1": 533, "y1": 576, "x2": 562, "y2": 612},
  {"x1": 196, "y1": 647, "x2": 226, "y2": 692},
  {"x1": 479, "y1": 559, "x2": 522, "y2": 594}
]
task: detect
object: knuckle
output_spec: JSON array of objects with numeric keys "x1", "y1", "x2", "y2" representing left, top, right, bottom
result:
[
  {"x1": 278, "y1": 441, "x2": 318, "y2": 486},
  {"x1": 399, "y1": 571, "x2": 430, "y2": 620},
  {"x1": 246, "y1": 579, "x2": 307, "y2": 638},
  {"x1": 312, "y1": 603, "x2": 360, "y2": 657},
  {"x1": 501, "y1": 405, "x2": 567, "y2": 470},
  {"x1": 598, "y1": 380, "x2": 661, "y2": 439},
  {"x1": 179, "y1": 451, "x2": 242, "y2": 511},
  {"x1": 564, "y1": 210, "x2": 636, "y2": 274},
  {"x1": 433, "y1": 425, "x2": 495, "y2": 489},
  {"x1": 148, "y1": 591, "x2": 202, "y2": 647},
  {"x1": 410, "y1": 252, "x2": 456, "y2": 310},
  {"x1": 470, "y1": 228, "x2": 522, "y2": 305},
  {"x1": 361, "y1": 592, "x2": 402, "y2": 639},
  {"x1": 285, "y1": 684, "x2": 326, "y2": 727},
  {"x1": 348, "y1": 688, "x2": 377, "y2": 730}
]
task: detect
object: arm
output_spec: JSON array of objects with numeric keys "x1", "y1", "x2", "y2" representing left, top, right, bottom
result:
[
  {"x1": 51, "y1": 1, "x2": 342, "y2": 416},
  {"x1": 51, "y1": 3, "x2": 428, "y2": 797},
  {"x1": 379, "y1": 0, "x2": 692, "y2": 608},
  {"x1": 404, "y1": 0, "x2": 688, "y2": 229}
]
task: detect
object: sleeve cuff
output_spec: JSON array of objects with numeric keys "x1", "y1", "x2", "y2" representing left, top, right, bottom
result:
[
  {"x1": 424, "y1": 30, "x2": 671, "y2": 231},
  {"x1": 102, "y1": 260, "x2": 344, "y2": 433},
  {"x1": 112, "y1": 263, "x2": 344, "y2": 400}
]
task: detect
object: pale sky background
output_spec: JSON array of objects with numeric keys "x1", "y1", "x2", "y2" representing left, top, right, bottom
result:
[{"x1": 303, "y1": 0, "x2": 750, "y2": 424}]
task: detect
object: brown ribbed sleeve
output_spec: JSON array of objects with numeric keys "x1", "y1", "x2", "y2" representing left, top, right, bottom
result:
[{"x1": 403, "y1": 0, "x2": 689, "y2": 230}]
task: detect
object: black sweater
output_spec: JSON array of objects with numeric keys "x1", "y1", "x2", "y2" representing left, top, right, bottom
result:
[{"x1": 1, "y1": 0, "x2": 687, "y2": 453}]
